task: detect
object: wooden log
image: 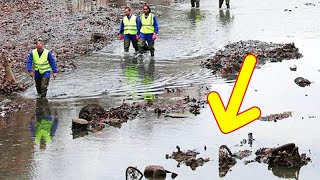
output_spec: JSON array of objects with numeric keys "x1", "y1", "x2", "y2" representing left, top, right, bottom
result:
[{"x1": 1, "y1": 52, "x2": 16, "y2": 82}]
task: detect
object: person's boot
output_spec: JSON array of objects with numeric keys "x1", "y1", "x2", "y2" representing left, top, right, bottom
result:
[
  {"x1": 35, "y1": 79, "x2": 42, "y2": 95},
  {"x1": 150, "y1": 50, "x2": 155, "y2": 57},
  {"x1": 41, "y1": 78, "x2": 50, "y2": 98},
  {"x1": 219, "y1": 0, "x2": 223, "y2": 8},
  {"x1": 226, "y1": 3, "x2": 230, "y2": 9},
  {"x1": 196, "y1": 1, "x2": 200, "y2": 8},
  {"x1": 191, "y1": 0, "x2": 195, "y2": 7}
]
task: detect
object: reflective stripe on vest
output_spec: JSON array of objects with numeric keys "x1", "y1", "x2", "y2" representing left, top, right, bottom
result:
[
  {"x1": 123, "y1": 15, "x2": 137, "y2": 35},
  {"x1": 32, "y1": 49, "x2": 51, "y2": 74},
  {"x1": 140, "y1": 13, "x2": 154, "y2": 34}
]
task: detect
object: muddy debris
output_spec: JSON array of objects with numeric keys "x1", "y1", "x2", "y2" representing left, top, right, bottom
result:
[
  {"x1": 260, "y1": 111, "x2": 292, "y2": 122},
  {"x1": 73, "y1": 102, "x2": 152, "y2": 135},
  {"x1": 154, "y1": 91, "x2": 207, "y2": 118},
  {"x1": 79, "y1": 104, "x2": 106, "y2": 121},
  {"x1": 245, "y1": 143, "x2": 311, "y2": 174},
  {"x1": 294, "y1": 77, "x2": 311, "y2": 87},
  {"x1": 289, "y1": 65, "x2": 297, "y2": 71},
  {"x1": 166, "y1": 146, "x2": 210, "y2": 170},
  {"x1": 201, "y1": 40, "x2": 303, "y2": 76},
  {"x1": 305, "y1": 2, "x2": 316, "y2": 6},
  {"x1": 218, "y1": 145, "x2": 237, "y2": 177}
]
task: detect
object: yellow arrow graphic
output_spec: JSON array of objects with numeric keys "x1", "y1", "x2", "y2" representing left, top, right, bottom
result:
[{"x1": 207, "y1": 54, "x2": 261, "y2": 134}]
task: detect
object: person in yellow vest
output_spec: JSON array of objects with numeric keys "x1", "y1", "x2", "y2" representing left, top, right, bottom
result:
[
  {"x1": 26, "y1": 38, "x2": 58, "y2": 98},
  {"x1": 138, "y1": 4, "x2": 159, "y2": 57},
  {"x1": 29, "y1": 98, "x2": 58, "y2": 149},
  {"x1": 118, "y1": 7, "x2": 140, "y2": 53}
]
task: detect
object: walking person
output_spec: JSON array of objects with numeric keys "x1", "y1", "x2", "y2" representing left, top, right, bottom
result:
[
  {"x1": 118, "y1": 7, "x2": 140, "y2": 53},
  {"x1": 26, "y1": 38, "x2": 57, "y2": 98},
  {"x1": 138, "y1": 4, "x2": 159, "y2": 57}
]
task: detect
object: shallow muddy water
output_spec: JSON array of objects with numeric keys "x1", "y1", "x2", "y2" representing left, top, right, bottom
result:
[{"x1": 1, "y1": 0, "x2": 320, "y2": 179}]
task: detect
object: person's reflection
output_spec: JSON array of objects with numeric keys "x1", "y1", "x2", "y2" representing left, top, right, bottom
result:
[
  {"x1": 139, "y1": 58, "x2": 155, "y2": 101},
  {"x1": 122, "y1": 55, "x2": 156, "y2": 101},
  {"x1": 218, "y1": 9, "x2": 234, "y2": 26},
  {"x1": 188, "y1": 8, "x2": 202, "y2": 28},
  {"x1": 123, "y1": 56, "x2": 139, "y2": 100},
  {"x1": 29, "y1": 98, "x2": 58, "y2": 150}
]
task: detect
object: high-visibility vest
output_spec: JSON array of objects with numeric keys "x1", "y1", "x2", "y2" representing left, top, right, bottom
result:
[
  {"x1": 32, "y1": 49, "x2": 52, "y2": 74},
  {"x1": 123, "y1": 15, "x2": 138, "y2": 35},
  {"x1": 35, "y1": 118, "x2": 53, "y2": 145},
  {"x1": 140, "y1": 13, "x2": 154, "y2": 34}
]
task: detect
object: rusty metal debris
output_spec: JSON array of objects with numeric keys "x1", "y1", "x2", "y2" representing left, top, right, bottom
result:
[{"x1": 166, "y1": 146, "x2": 210, "y2": 171}]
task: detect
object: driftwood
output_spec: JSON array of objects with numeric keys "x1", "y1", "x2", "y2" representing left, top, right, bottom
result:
[{"x1": 1, "y1": 52, "x2": 16, "y2": 82}]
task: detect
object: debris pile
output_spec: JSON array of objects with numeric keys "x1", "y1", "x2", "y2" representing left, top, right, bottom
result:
[
  {"x1": 254, "y1": 143, "x2": 311, "y2": 168},
  {"x1": 201, "y1": 40, "x2": 303, "y2": 76},
  {"x1": 294, "y1": 77, "x2": 311, "y2": 87},
  {"x1": 166, "y1": 146, "x2": 210, "y2": 170},
  {"x1": 260, "y1": 112, "x2": 292, "y2": 122}
]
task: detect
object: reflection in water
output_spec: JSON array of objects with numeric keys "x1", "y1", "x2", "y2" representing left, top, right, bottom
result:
[
  {"x1": 218, "y1": 9, "x2": 234, "y2": 26},
  {"x1": 188, "y1": 8, "x2": 203, "y2": 27},
  {"x1": 29, "y1": 98, "x2": 58, "y2": 150},
  {"x1": 270, "y1": 165, "x2": 301, "y2": 180},
  {"x1": 122, "y1": 55, "x2": 156, "y2": 101}
]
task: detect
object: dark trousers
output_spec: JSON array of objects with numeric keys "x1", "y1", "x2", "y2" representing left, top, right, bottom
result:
[
  {"x1": 219, "y1": 0, "x2": 230, "y2": 8},
  {"x1": 139, "y1": 39, "x2": 155, "y2": 57},
  {"x1": 124, "y1": 36, "x2": 139, "y2": 52},
  {"x1": 35, "y1": 76, "x2": 50, "y2": 98},
  {"x1": 191, "y1": 0, "x2": 200, "y2": 7}
]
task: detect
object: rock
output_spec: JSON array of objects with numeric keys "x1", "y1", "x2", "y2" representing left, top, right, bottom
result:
[
  {"x1": 144, "y1": 165, "x2": 177, "y2": 180},
  {"x1": 72, "y1": 118, "x2": 89, "y2": 131},
  {"x1": 294, "y1": 77, "x2": 311, "y2": 87},
  {"x1": 79, "y1": 104, "x2": 106, "y2": 121},
  {"x1": 144, "y1": 165, "x2": 166, "y2": 179},
  {"x1": 289, "y1": 65, "x2": 297, "y2": 71}
]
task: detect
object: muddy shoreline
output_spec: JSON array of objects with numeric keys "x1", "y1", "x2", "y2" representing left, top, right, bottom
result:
[{"x1": 0, "y1": 0, "x2": 123, "y2": 94}]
